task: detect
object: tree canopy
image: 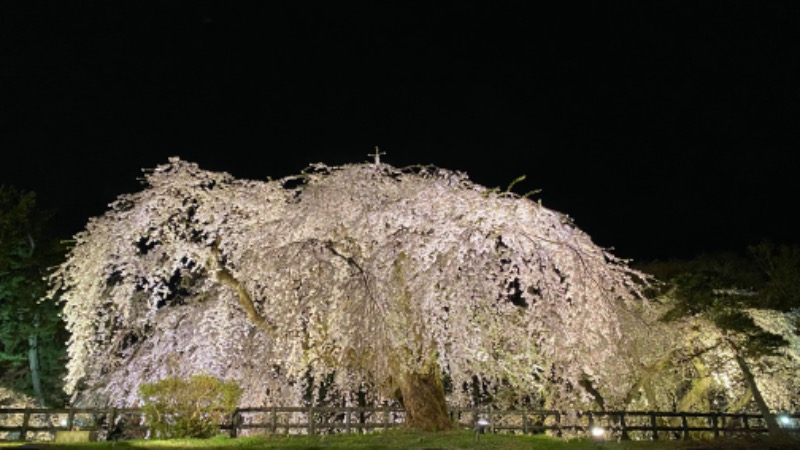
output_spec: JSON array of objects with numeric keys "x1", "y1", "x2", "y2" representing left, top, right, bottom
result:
[
  {"x1": 633, "y1": 252, "x2": 800, "y2": 435},
  {"x1": 50, "y1": 158, "x2": 649, "y2": 427},
  {"x1": 0, "y1": 185, "x2": 67, "y2": 406}
]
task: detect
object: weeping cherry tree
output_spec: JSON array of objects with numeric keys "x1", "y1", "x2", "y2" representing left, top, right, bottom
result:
[{"x1": 49, "y1": 157, "x2": 646, "y2": 430}]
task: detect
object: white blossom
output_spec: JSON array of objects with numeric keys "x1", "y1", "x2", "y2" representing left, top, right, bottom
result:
[{"x1": 50, "y1": 158, "x2": 647, "y2": 409}]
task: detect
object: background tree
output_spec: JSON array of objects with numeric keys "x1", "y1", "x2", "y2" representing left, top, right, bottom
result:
[
  {"x1": 748, "y1": 242, "x2": 800, "y2": 311},
  {"x1": 635, "y1": 252, "x2": 800, "y2": 436},
  {"x1": 0, "y1": 185, "x2": 68, "y2": 406},
  {"x1": 49, "y1": 158, "x2": 646, "y2": 429}
]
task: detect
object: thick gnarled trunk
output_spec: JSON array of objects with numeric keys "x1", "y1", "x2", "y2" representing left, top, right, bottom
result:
[{"x1": 398, "y1": 370, "x2": 452, "y2": 431}]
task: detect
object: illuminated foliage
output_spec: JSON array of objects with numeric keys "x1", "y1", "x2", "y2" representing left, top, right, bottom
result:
[
  {"x1": 50, "y1": 158, "x2": 646, "y2": 427},
  {"x1": 630, "y1": 255, "x2": 800, "y2": 436},
  {"x1": 139, "y1": 375, "x2": 242, "y2": 438}
]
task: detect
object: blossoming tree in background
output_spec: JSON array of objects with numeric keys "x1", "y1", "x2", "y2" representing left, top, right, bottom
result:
[
  {"x1": 631, "y1": 254, "x2": 800, "y2": 437},
  {"x1": 49, "y1": 157, "x2": 647, "y2": 429}
]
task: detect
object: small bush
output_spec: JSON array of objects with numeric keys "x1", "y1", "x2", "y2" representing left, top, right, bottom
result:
[{"x1": 138, "y1": 374, "x2": 243, "y2": 439}]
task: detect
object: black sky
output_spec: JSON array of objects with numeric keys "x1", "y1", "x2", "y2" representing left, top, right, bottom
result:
[{"x1": 2, "y1": 2, "x2": 799, "y2": 262}]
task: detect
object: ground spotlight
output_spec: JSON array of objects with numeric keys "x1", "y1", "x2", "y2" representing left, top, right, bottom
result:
[{"x1": 474, "y1": 417, "x2": 490, "y2": 440}]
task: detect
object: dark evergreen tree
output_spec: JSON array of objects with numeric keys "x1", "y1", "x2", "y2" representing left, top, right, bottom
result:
[{"x1": 0, "y1": 185, "x2": 68, "y2": 406}]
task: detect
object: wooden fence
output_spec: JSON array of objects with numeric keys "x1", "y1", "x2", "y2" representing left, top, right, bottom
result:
[{"x1": 1, "y1": 406, "x2": 798, "y2": 442}]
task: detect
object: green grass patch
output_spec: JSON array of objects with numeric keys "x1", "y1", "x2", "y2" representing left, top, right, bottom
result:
[{"x1": 1, "y1": 430, "x2": 798, "y2": 450}]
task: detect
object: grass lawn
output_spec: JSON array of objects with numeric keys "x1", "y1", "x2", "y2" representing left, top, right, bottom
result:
[{"x1": 1, "y1": 430, "x2": 798, "y2": 450}]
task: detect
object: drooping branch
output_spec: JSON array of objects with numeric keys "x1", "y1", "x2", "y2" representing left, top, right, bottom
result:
[
  {"x1": 209, "y1": 240, "x2": 275, "y2": 338},
  {"x1": 677, "y1": 359, "x2": 713, "y2": 412},
  {"x1": 323, "y1": 239, "x2": 382, "y2": 316}
]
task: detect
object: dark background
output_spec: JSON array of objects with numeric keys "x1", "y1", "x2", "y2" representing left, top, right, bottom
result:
[{"x1": 2, "y1": 1, "x2": 799, "y2": 262}]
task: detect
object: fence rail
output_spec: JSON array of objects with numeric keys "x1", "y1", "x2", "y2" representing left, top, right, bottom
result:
[{"x1": 0, "y1": 406, "x2": 797, "y2": 442}]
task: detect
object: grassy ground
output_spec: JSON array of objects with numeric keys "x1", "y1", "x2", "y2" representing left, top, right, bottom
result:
[{"x1": 0, "y1": 430, "x2": 798, "y2": 450}]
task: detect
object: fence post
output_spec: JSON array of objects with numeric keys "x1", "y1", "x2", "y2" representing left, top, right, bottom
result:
[
  {"x1": 619, "y1": 412, "x2": 629, "y2": 441},
  {"x1": 107, "y1": 408, "x2": 117, "y2": 435},
  {"x1": 270, "y1": 407, "x2": 277, "y2": 434},
  {"x1": 555, "y1": 410, "x2": 562, "y2": 438},
  {"x1": 708, "y1": 412, "x2": 719, "y2": 439},
  {"x1": 345, "y1": 408, "x2": 351, "y2": 434},
  {"x1": 681, "y1": 413, "x2": 689, "y2": 440},
  {"x1": 742, "y1": 413, "x2": 750, "y2": 430},
  {"x1": 229, "y1": 409, "x2": 240, "y2": 438},
  {"x1": 308, "y1": 406, "x2": 315, "y2": 435},
  {"x1": 522, "y1": 407, "x2": 528, "y2": 434},
  {"x1": 649, "y1": 411, "x2": 658, "y2": 440},
  {"x1": 711, "y1": 413, "x2": 719, "y2": 439},
  {"x1": 66, "y1": 407, "x2": 75, "y2": 430},
  {"x1": 19, "y1": 408, "x2": 31, "y2": 442}
]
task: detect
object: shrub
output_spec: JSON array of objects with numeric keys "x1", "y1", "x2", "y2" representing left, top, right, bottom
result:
[{"x1": 138, "y1": 374, "x2": 243, "y2": 438}]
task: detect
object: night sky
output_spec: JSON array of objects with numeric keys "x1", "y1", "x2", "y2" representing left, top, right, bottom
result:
[{"x1": 2, "y1": 2, "x2": 799, "y2": 263}]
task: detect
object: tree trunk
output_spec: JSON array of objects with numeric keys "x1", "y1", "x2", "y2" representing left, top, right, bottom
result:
[
  {"x1": 578, "y1": 375, "x2": 605, "y2": 410},
  {"x1": 28, "y1": 327, "x2": 45, "y2": 407},
  {"x1": 728, "y1": 340, "x2": 784, "y2": 437},
  {"x1": 398, "y1": 369, "x2": 452, "y2": 431}
]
